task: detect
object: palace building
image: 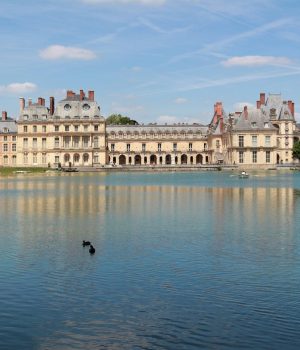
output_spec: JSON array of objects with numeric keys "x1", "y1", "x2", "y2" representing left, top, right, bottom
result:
[{"x1": 0, "y1": 90, "x2": 299, "y2": 169}]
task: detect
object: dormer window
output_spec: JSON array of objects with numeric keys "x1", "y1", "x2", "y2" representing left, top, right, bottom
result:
[
  {"x1": 3, "y1": 127, "x2": 8, "y2": 133},
  {"x1": 251, "y1": 122, "x2": 257, "y2": 127},
  {"x1": 33, "y1": 114, "x2": 38, "y2": 120},
  {"x1": 23, "y1": 115, "x2": 29, "y2": 120},
  {"x1": 84, "y1": 115, "x2": 89, "y2": 119},
  {"x1": 264, "y1": 122, "x2": 269, "y2": 128},
  {"x1": 74, "y1": 115, "x2": 80, "y2": 119},
  {"x1": 64, "y1": 104, "x2": 71, "y2": 111},
  {"x1": 42, "y1": 114, "x2": 47, "y2": 120},
  {"x1": 65, "y1": 115, "x2": 70, "y2": 119},
  {"x1": 82, "y1": 104, "x2": 90, "y2": 110}
]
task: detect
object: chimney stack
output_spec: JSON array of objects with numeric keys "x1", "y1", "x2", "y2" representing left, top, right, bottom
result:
[
  {"x1": 38, "y1": 97, "x2": 43, "y2": 105},
  {"x1": 88, "y1": 90, "x2": 94, "y2": 101},
  {"x1": 67, "y1": 90, "x2": 74, "y2": 98},
  {"x1": 244, "y1": 105, "x2": 248, "y2": 119},
  {"x1": 19, "y1": 97, "x2": 25, "y2": 113},
  {"x1": 28, "y1": 98, "x2": 32, "y2": 106},
  {"x1": 260, "y1": 92, "x2": 265, "y2": 106},
  {"x1": 41, "y1": 98, "x2": 45, "y2": 106},
  {"x1": 80, "y1": 89, "x2": 85, "y2": 101},
  {"x1": 292, "y1": 102, "x2": 295, "y2": 117},
  {"x1": 2, "y1": 111, "x2": 8, "y2": 121},
  {"x1": 216, "y1": 102, "x2": 222, "y2": 117},
  {"x1": 50, "y1": 96, "x2": 55, "y2": 115},
  {"x1": 288, "y1": 100, "x2": 293, "y2": 116},
  {"x1": 256, "y1": 100, "x2": 261, "y2": 109}
]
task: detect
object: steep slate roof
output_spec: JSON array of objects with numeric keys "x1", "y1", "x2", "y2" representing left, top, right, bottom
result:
[
  {"x1": 232, "y1": 108, "x2": 276, "y2": 131},
  {"x1": 0, "y1": 119, "x2": 17, "y2": 133},
  {"x1": 261, "y1": 93, "x2": 294, "y2": 121}
]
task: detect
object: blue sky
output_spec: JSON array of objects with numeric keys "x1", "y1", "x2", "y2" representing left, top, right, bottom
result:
[{"x1": 0, "y1": 0, "x2": 299, "y2": 124}]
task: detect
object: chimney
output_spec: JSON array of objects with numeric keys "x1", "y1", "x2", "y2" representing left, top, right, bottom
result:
[
  {"x1": 80, "y1": 89, "x2": 85, "y2": 101},
  {"x1": 260, "y1": 92, "x2": 265, "y2": 106},
  {"x1": 88, "y1": 90, "x2": 94, "y2": 101},
  {"x1": 256, "y1": 100, "x2": 261, "y2": 109},
  {"x1": 41, "y1": 98, "x2": 45, "y2": 106},
  {"x1": 288, "y1": 100, "x2": 293, "y2": 115},
  {"x1": 2, "y1": 111, "x2": 8, "y2": 121},
  {"x1": 216, "y1": 102, "x2": 222, "y2": 117},
  {"x1": 38, "y1": 97, "x2": 43, "y2": 105},
  {"x1": 67, "y1": 90, "x2": 74, "y2": 98},
  {"x1": 244, "y1": 105, "x2": 248, "y2": 119},
  {"x1": 292, "y1": 102, "x2": 295, "y2": 117},
  {"x1": 50, "y1": 96, "x2": 55, "y2": 115},
  {"x1": 28, "y1": 98, "x2": 32, "y2": 106},
  {"x1": 19, "y1": 97, "x2": 25, "y2": 113}
]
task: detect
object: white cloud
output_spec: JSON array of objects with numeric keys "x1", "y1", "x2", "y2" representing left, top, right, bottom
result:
[
  {"x1": 157, "y1": 115, "x2": 201, "y2": 124},
  {"x1": 222, "y1": 55, "x2": 292, "y2": 67},
  {"x1": 0, "y1": 82, "x2": 37, "y2": 94},
  {"x1": 82, "y1": 0, "x2": 166, "y2": 5},
  {"x1": 39, "y1": 45, "x2": 96, "y2": 60},
  {"x1": 174, "y1": 97, "x2": 188, "y2": 104},
  {"x1": 234, "y1": 102, "x2": 255, "y2": 112},
  {"x1": 131, "y1": 66, "x2": 142, "y2": 72}
]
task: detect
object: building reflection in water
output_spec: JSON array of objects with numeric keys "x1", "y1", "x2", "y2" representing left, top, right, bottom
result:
[{"x1": 0, "y1": 174, "x2": 298, "y2": 257}]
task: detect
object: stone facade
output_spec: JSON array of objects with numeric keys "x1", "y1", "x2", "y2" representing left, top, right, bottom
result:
[{"x1": 0, "y1": 90, "x2": 299, "y2": 169}]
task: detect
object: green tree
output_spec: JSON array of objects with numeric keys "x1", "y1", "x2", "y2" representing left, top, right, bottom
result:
[
  {"x1": 292, "y1": 141, "x2": 300, "y2": 160},
  {"x1": 106, "y1": 114, "x2": 138, "y2": 125}
]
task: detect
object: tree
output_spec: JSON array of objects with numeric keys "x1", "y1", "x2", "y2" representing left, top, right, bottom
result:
[
  {"x1": 106, "y1": 114, "x2": 139, "y2": 125},
  {"x1": 292, "y1": 141, "x2": 300, "y2": 161}
]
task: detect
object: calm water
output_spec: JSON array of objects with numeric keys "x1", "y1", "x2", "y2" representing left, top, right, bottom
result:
[{"x1": 1, "y1": 170, "x2": 300, "y2": 350}]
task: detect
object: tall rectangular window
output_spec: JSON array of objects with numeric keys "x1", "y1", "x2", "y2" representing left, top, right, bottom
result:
[
  {"x1": 216, "y1": 140, "x2": 220, "y2": 148},
  {"x1": 73, "y1": 137, "x2": 79, "y2": 148},
  {"x1": 42, "y1": 125, "x2": 46, "y2": 132},
  {"x1": 94, "y1": 125, "x2": 98, "y2": 131},
  {"x1": 252, "y1": 150, "x2": 257, "y2": 163},
  {"x1": 83, "y1": 136, "x2": 89, "y2": 148},
  {"x1": 12, "y1": 144, "x2": 16, "y2": 152},
  {"x1": 252, "y1": 135, "x2": 257, "y2": 147},
  {"x1": 42, "y1": 138, "x2": 47, "y2": 150},
  {"x1": 189, "y1": 143, "x2": 193, "y2": 152},
  {"x1": 266, "y1": 151, "x2": 270, "y2": 163},
  {"x1": 33, "y1": 153, "x2": 37, "y2": 164},
  {"x1": 23, "y1": 126, "x2": 28, "y2": 133},
  {"x1": 65, "y1": 125, "x2": 69, "y2": 132},
  {"x1": 55, "y1": 156, "x2": 59, "y2": 164},
  {"x1": 23, "y1": 153, "x2": 28, "y2": 164},
  {"x1": 239, "y1": 151, "x2": 244, "y2": 163},
  {"x1": 111, "y1": 143, "x2": 115, "y2": 152},
  {"x1": 158, "y1": 143, "x2": 161, "y2": 152},
  {"x1": 32, "y1": 138, "x2": 37, "y2": 149},
  {"x1": 12, "y1": 155, "x2": 16, "y2": 165},
  {"x1": 54, "y1": 137, "x2": 59, "y2": 148},
  {"x1": 173, "y1": 143, "x2": 177, "y2": 152},
  {"x1": 33, "y1": 125, "x2": 37, "y2": 133},
  {"x1": 54, "y1": 125, "x2": 59, "y2": 132},
  {"x1": 126, "y1": 144, "x2": 130, "y2": 152},
  {"x1": 94, "y1": 137, "x2": 99, "y2": 148},
  {"x1": 265, "y1": 136, "x2": 270, "y2": 147},
  {"x1": 3, "y1": 144, "x2": 8, "y2": 152},
  {"x1": 64, "y1": 137, "x2": 70, "y2": 149},
  {"x1": 23, "y1": 138, "x2": 28, "y2": 149},
  {"x1": 238, "y1": 135, "x2": 244, "y2": 147},
  {"x1": 142, "y1": 143, "x2": 146, "y2": 152}
]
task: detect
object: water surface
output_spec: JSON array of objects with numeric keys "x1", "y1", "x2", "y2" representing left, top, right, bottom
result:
[{"x1": 1, "y1": 170, "x2": 300, "y2": 349}]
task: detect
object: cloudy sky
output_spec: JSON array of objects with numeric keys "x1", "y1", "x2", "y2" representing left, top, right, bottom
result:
[{"x1": 0, "y1": 0, "x2": 299, "y2": 123}]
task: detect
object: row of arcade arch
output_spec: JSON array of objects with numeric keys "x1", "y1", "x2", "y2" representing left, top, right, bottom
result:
[{"x1": 108, "y1": 154, "x2": 209, "y2": 165}]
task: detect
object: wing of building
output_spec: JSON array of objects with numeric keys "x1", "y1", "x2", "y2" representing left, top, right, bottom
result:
[{"x1": 0, "y1": 90, "x2": 299, "y2": 169}]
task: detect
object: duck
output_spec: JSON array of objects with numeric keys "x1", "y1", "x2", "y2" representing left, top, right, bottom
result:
[
  {"x1": 89, "y1": 245, "x2": 96, "y2": 254},
  {"x1": 82, "y1": 240, "x2": 91, "y2": 246}
]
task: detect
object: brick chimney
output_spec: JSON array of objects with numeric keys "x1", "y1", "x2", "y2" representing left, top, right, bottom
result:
[
  {"x1": 292, "y1": 102, "x2": 295, "y2": 117},
  {"x1": 216, "y1": 102, "x2": 222, "y2": 117},
  {"x1": 67, "y1": 90, "x2": 74, "y2": 98},
  {"x1": 260, "y1": 92, "x2": 265, "y2": 106},
  {"x1": 80, "y1": 89, "x2": 85, "y2": 101},
  {"x1": 50, "y1": 96, "x2": 55, "y2": 115},
  {"x1": 38, "y1": 97, "x2": 43, "y2": 105},
  {"x1": 288, "y1": 100, "x2": 293, "y2": 116},
  {"x1": 28, "y1": 98, "x2": 32, "y2": 106},
  {"x1": 2, "y1": 111, "x2": 8, "y2": 121},
  {"x1": 19, "y1": 97, "x2": 25, "y2": 113},
  {"x1": 88, "y1": 90, "x2": 94, "y2": 101},
  {"x1": 244, "y1": 105, "x2": 248, "y2": 119},
  {"x1": 42, "y1": 98, "x2": 45, "y2": 106},
  {"x1": 256, "y1": 100, "x2": 261, "y2": 109}
]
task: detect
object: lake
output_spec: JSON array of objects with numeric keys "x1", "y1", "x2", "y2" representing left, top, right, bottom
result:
[{"x1": 1, "y1": 170, "x2": 300, "y2": 350}]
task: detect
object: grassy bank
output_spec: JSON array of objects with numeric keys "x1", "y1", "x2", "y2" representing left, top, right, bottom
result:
[{"x1": 0, "y1": 167, "x2": 52, "y2": 176}]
